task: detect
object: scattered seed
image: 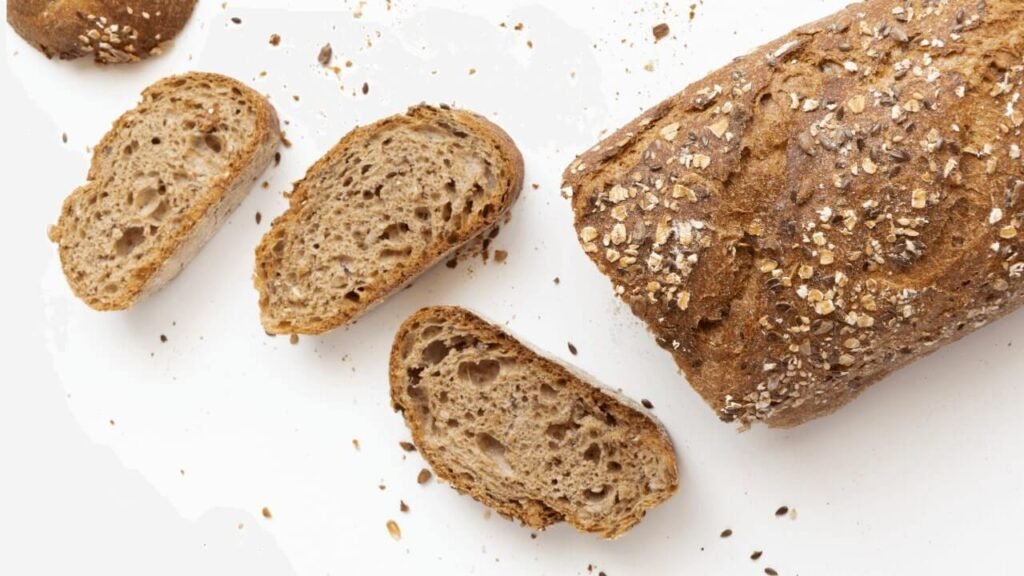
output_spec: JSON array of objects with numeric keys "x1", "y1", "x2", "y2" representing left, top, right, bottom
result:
[
  {"x1": 652, "y1": 23, "x2": 670, "y2": 42},
  {"x1": 554, "y1": 277, "x2": 561, "y2": 285},
  {"x1": 720, "y1": 528, "x2": 733, "y2": 538},
  {"x1": 641, "y1": 399, "x2": 654, "y2": 409},
  {"x1": 256, "y1": 212, "x2": 262, "y2": 225},
  {"x1": 400, "y1": 500, "x2": 409, "y2": 513},
  {"x1": 765, "y1": 569, "x2": 778, "y2": 576},
  {"x1": 568, "y1": 342, "x2": 578, "y2": 355},
  {"x1": 417, "y1": 468, "x2": 432, "y2": 484},
  {"x1": 318, "y1": 43, "x2": 333, "y2": 66},
  {"x1": 775, "y1": 506, "x2": 789, "y2": 517},
  {"x1": 386, "y1": 519, "x2": 401, "y2": 540},
  {"x1": 751, "y1": 550, "x2": 763, "y2": 561},
  {"x1": 289, "y1": 334, "x2": 299, "y2": 345},
  {"x1": 269, "y1": 34, "x2": 281, "y2": 46},
  {"x1": 273, "y1": 152, "x2": 281, "y2": 167},
  {"x1": 362, "y1": 82, "x2": 369, "y2": 95},
  {"x1": 231, "y1": 17, "x2": 242, "y2": 24},
  {"x1": 399, "y1": 441, "x2": 416, "y2": 452},
  {"x1": 262, "y1": 507, "x2": 272, "y2": 519},
  {"x1": 160, "y1": 334, "x2": 167, "y2": 343},
  {"x1": 61, "y1": 133, "x2": 68, "y2": 143}
]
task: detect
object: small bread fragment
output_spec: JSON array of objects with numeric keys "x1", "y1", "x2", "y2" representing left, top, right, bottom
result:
[
  {"x1": 7, "y1": 0, "x2": 197, "y2": 63},
  {"x1": 255, "y1": 105, "x2": 523, "y2": 335},
  {"x1": 49, "y1": 72, "x2": 280, "y2": 310},
  {"x1": 390, "y1": 306, "x2": 679, "y2": 539}
]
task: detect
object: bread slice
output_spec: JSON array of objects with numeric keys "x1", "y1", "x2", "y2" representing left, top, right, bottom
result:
[
  {"x1": 390, "y1": 306, "x2": 679, "y2": 539},
  {"x1": 49, "y1": 72, "x2": 280, "y2": 310},
  {"x1": 8, "y1": 0, "x2": 197, "y2": 63},
  {"x1": 254, "y1": 105, "x2": 523, "y2": 335}
]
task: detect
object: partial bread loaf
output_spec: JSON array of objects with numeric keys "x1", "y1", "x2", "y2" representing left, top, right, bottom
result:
[
  {"x1": 49, "y1": 72, "x2": 280, "y2": 310},
  {"x1": 7, "y1": 0, "x2": 196, "y2": 63},
  {"x1": 564, "y1": 0, "x2": 1024, "y2": 428},
  {"x1": 255, "y1": 105, "x2": 523, "y2": 335},
  {"x1": 390, "y1": 306, "x2": 679, "y2": 539}
]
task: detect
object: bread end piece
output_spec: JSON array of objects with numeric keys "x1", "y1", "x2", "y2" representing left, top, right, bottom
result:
[
  {"x1": 390, "y1": 306, "x2": 679, "y2": 539},
  {"x1": 8, "y1": 0, "x2": 197, "y2": 63}
]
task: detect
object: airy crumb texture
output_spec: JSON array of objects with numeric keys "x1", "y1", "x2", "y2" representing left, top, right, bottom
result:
[
  {"x1": 390, "y1": 306, "x2": 679, "y2": 539},
  {"x1": 255, "y1": 106, "x2": 523, "y2": 335},
  {"x1": 564, "y1": 0, "x2": 1024, "y2": 428},
  {"x1": 49, "y1": 72, "x2": 280, "y2": 310},
  {"x1": 7, "y1": 0, "x2": 197, "y2": 63}
]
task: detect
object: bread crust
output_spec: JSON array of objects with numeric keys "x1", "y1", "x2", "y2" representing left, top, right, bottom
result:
[
  {"x1": 254, "y1": 105, "x2": 524, "y2": 335},
  {"x1": 50, "y1": 72, "x2": 281, "y2": 310},
  {"x1": 389, "y1": 306, "x2": 679, "y2": 539},
  {"x1": 564, "y1": 0, "x2": 1024, "y2": 428},
  {"x1": 7, "y1": 0, "x2": 196, "y2": 63}
]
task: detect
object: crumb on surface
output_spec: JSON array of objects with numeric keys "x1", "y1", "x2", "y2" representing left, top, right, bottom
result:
[
  {"x1": 160, "y1": 334, "x2": 167, "y2": 343},
  {"x1": 652, "y1": 23, "x2": 670, "y2": 42},
  {"x1": 352, "y1": 438, "x2": 360, "y2": 450},
  {"x1": 400, "y1": 500, "x2": 409, "y2": 513},
  {"x1": 261, "y1": 507, "x2": 272, "y2": 519},
  {"x1": 289, "y1": 334, "x2": 299, "y2": 345},
  {"x1": 417, "y1": 468, "x2": 432, "y2": 484},
  {"x1": 386, "y1": 519, "x2": 401, "y2": 540},
  {"x1": 269, "y1": 34, "x2": 281, "y2": 46},
  {"x1": 494, "y1": 250, "x2": 508, "y2": 263},
  {"x1": 318, "y1": 43, "x2": 333, "y2": 66}
]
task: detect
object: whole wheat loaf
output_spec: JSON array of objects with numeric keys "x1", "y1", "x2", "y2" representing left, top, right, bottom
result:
[
  {"x1": 564, "y1": 0, "x2": 1024, "y2": 428},
  {"x1": 390, "y1": 306, "x2": 679, "y2": 539}
]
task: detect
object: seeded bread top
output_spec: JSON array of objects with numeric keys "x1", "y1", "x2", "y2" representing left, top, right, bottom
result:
[
  {"x1": 7, "y1": 0, "x2": 196, "y2": 63},
  {"x1": 564, "y1": 0, "x2": 1024, "y2": 428}
]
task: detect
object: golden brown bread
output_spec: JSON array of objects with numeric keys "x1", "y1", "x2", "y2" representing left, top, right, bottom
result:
[
  {"x1": 7, "y1": 0, "x2": 196, "y2": 63},
  {"x1": 390, "y1": 306, "x2": 679, "y2": 539},
  {"x1": 564, "y1": 0, "x2": 1024, "y2": 428}
]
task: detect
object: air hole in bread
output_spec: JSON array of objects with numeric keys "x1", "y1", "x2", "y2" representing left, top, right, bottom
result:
[
  {"x1": 457, "y1": 359, "x2": 501, "y2": 386},
  {"x1": 414, "y1": 207, "x2": 431, "y2": 221},
  {"x1": 476, "y1": 432, "x2": 512, "y2": 475},
  {"x1": 583, "y1": 443, "x2": 602, "y2": 463},
  {"x1": 421, "y1": 325, "x2": 442, "y2": 340},
  {"x1": 422, "y1": 339, "x2": 451, "y2": 365},
  {"x1": 379, "y1": 223, "x2": 410, "y2": 241},
  {"x1": 344, "y1": 290, "x2": 361, "y2": 303},
  {"x1": 606, "y1": 461, "x2": 622, "y2": 473},
  {"x1": 204, "y1": 134, "x2": 223, "y2": 153},
  {"x1": 539, "y1": 383, "x2": 558, "y2": 401},
  {"x1": 585, "y1": 485, "x2": 611, "y2": 503},
  {"x1": 545, "y1": 422, "x2": 576, "y2": 442},
  {"x1": 441, "y1": 202, "x2": 453, "y2": 222},
  {"x1": 114, "y1": 227, "x2": 146, "y2": 256}
]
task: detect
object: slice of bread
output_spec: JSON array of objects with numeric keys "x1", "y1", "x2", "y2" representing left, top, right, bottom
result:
[
  {"x1": 390, "y1": 306, "x2": 679, "y2": 539},
  {"x1": 255, "y1": 105, "x2": 523, "y2": 335},
  {"x1": 7, "y1": 0, "x2": 197, "y2": 63},
  {"x1": 49, "y1": 72, "x2": 280, "y2": 310}
]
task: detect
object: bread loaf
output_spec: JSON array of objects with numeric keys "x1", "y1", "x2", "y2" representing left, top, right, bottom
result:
[
  {"x1": 564, "y1": 0, "x2": 1024, "y2": 428},
  {"x1": 390, "y1": 306, "x2": 679, "y2": 539},
  {"x1": 7, "y1": 0, "x2": 196, "y2": 63}
]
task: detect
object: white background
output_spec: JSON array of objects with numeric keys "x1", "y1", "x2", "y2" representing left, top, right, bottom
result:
[{"x1": 2, "y1": 1, "x2": 1023, "y2": 574}]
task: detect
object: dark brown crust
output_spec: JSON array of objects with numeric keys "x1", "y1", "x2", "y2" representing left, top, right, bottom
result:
[
  {"x1": 389, "y1": 306, "x2": 679, "y2": 539},
  {"x1": 254, "y1": 105, "x2": 525, "y2": 335},
  {"x1": 7, "y1": 0, "x2": 196, "y2": 63},
  {"x1": 564, "y1": 0, "x2": 1024, "y2": 428},
  {"x1": 51, "y1": 72, "x2": 281, "y2": 310}
]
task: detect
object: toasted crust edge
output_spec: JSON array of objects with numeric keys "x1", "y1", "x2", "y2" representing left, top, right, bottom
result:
[
  {"x1": 254, "y1": 105, "x2": 525, "y2": 335},
  {"x1": 388, "y1": 305, "x2": 680, "y2": 539},
  {"x1": 51, "y1": 71, "x2": 281, "y2": 311}
]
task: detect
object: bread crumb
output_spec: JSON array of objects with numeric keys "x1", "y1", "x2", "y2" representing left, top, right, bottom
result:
[
  {"x1": 160, "y1": 334, "x2": 167, "y2": 343},
  {"x1": 652, "y1": 23, "x2": 670, "y2": 42},
  {"x1": 318, "y1": 43, "x2": 333, "y2": 66},
  {"x1": 643, "y1": 61, "x2": 655, "y2": 72},
  {"x1": 281, "y1": 134, "x2": 293, "y2": 148},
  {"x1": 417, "y1": 468, "x2": 433, "y2": 484},
  {"x1": 386, "y1": 519, "x2": 401, "y2": 540},
  {"x1": 494, "y1": 250, "x2": 508, "y2": 263},
  {"x1": 269, "y1": 34, "x2": 281, "y2": 46},
  {"x1": 400, "y1": 500, "x2": 409, "y2": 513},
  {"x1": 109, "y1": 419, "x2": 116, "y2": 426},
  {"x1": 237, "y1": 522, "x2": 245, "y2": 530},
  {"x1": 468, "y1": 67, "x2": 477, "y2": 76},
  {"x1": 399, "y1": 441, "x2": 417, "y2": 452},
  {"x1": 352, "y1": 438, "x2": 360, "y2": 450},
  {"x1": 261, "y1": 507, "x2": 272, "y2": 519},
  {"x1": 289, "y1": 334, "x2": 299, "y2": 345},
  {"x1": 554, "y1": 277, "x2": 560, "y2": 285},
  {"x1": 568, "y1": 342, "x2": 578, "y2": 355}
]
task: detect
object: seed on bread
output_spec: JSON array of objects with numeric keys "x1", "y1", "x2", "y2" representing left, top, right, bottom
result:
[
  {"x1": 389, "y1": 306, "x2": 679, "y2": 539},
  {"x1": 50, "y1": 72, "x2": 280, "y2": 310},
  {"x1": 255, "y1": 105, "x2": 523, "y2": 335}
]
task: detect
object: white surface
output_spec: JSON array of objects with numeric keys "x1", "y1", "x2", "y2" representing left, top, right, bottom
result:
[{"x1": 2, "y1": 1, "x2": 1023, "y2": 574}]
